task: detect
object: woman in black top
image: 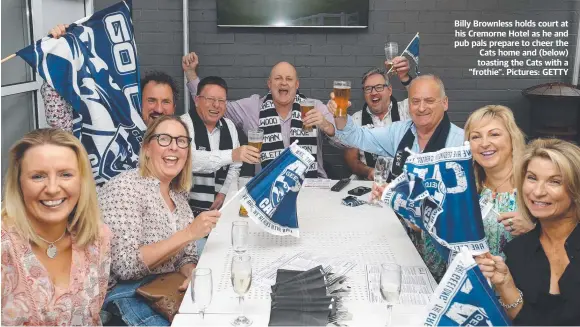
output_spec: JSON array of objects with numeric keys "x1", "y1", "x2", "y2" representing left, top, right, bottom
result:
[{"x1": 476, "y1": 138, "x2": 580, "y2": 326}]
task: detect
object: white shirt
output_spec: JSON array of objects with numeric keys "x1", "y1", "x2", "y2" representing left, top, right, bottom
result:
[
  {"x1": 350, "y1": 98, "x2": 410, "y2": 179},
  {"x1": 181, "y1": 113, "x2": 241, "y2": 195}
]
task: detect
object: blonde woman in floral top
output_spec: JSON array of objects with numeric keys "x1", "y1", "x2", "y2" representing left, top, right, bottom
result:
[
  {"x1": 1, "y1": 129, "x2": 110, "y2": 326},
  {"x1": 98, "y1": 116, "x2": 221, "y2": 326}
]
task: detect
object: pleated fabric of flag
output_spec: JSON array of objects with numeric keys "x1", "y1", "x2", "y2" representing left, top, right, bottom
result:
[
  {"x1": 17, "y1": 0, "x2": 145, "y2": 186},
  {"x1": 423, "y1": 247, "x2": 511, "y2": 326},
  {"x1": 239, "y1": 141, "x2": 314, "y2": 237},
  {"x1": 382, "y1": 143, "x2": 489, "y2": 262}
]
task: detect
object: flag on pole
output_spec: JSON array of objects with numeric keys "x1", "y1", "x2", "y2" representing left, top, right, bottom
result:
[
  {"x1": 239, "y1": 141, "x2": 314, "y2": 237},
  {"x1": 423, "y1": 247, "x2": 511, "y2": 326},
  {"x1": 382, "y1": 143, "x2": 489, "y2": 262},
  {"x1": 16, "y1": 0, "x2": 146, "y2": 186},
  {"x1": 403, "y1": 33, "x2": 420, "y2": 75}
]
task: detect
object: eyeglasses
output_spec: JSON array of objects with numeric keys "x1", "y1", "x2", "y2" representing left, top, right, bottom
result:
[
  {"x1": 409, "y1": 98, "x2": 443, "y2": 106},
  {"x1": 198, "y1": 95, "x2": 226, "y2": 106},
  {"x1": 363, "y1": 84, "x2": 389, "y2": 94},
  {"x1": 151, "y1": 133, "x2": 191, "y2": 149}
]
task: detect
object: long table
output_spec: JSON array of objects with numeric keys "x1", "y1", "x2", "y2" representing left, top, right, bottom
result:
[{"x1": 175, "y1": 180, "x2": 437, "y2": 326}]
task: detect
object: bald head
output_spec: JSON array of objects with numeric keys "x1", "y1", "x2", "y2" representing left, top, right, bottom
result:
[{"x1": 268, "y1": 61, "x2": 300, "y2": 108}]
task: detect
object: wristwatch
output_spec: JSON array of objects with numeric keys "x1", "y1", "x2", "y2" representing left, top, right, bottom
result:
[{"x1": 401, "y1": 75, "x2": 414, "y2": 87}]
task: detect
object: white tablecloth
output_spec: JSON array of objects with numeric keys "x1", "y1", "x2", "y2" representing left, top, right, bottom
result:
[{"x1": 175, "y1": 180, "x2": 435, "y2": 326}]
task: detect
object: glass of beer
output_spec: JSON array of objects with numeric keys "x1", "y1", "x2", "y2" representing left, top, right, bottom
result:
[
  {"x1": 333, "y1": 81, "x2": 351, "y2": 118},
  {"x1": 384, "y1": 42, "x2": 399, "y2": 74},
  {"x1": 247, "y1": 128, "x2": 264, "y2": 152},
  {"x1": 238, "y1": 176, "x2": 252, "y2": 217},
  {"x1": 300, "y1": 98, "x2": 315, "y2": 132}
]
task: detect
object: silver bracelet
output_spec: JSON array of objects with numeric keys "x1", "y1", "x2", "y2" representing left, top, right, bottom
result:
[{"x1": 498, "y1": 288, "x2": 523, "y2": 309}]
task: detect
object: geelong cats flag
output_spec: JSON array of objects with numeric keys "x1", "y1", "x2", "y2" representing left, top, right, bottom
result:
[
  {"x1": 17, "y1": 0, "x2": 146, "y2": 186},
  {"x1": 424, "y1": 247, "x2": 511, "y2": 326},
  {"x1": 240, "y1": 142, "x2": 314, "y2": 237},
  {"x1": 382, "y1": 144, "x2": 489, "y2": 262}
]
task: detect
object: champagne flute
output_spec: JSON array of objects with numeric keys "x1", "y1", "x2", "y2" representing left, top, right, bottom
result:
[
  {"x1": 371, "y1": 157, "x2": 391, "y2": 206},
  {"x1": 231, "y1": 255, "x2": 252, "y2": 326},
  {"x1": 384, "y1": 42, "x2": 399, "y2": 75},
  {"x1": 232, "y1": 221, "x2": 249, "y2": 254},
  {"x1": 380, "y1": 263, "x2": 402, "y2": 327},
  {"x1": 191, "y1": 268, "x2": 213, "y2": 320}
]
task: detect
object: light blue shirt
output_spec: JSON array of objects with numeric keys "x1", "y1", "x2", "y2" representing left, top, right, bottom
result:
[{"x1": 335, "y1": 116, "x2": 465, "y2": 157}]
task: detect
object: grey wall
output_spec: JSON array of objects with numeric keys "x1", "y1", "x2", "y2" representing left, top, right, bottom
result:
[{"x1": 96, "y1": 0, "x2": 580, "y2": 178}]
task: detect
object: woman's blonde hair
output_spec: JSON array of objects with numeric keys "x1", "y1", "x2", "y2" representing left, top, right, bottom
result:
[
  {"x1": 515, "y1": 138, "x2": 580, "y2": 223},
  {"x1": 464, "y1": 105, "x2": 526, "y2": 193},
  {"x1": 139, "y1": 115, "x2": 193, "y2": 192},
  {"x1": 1, "y1": 128, "x2": 101, "y2": 247}
]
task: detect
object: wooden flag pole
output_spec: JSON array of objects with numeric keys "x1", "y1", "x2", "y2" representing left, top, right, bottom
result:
[{"x1": 1, "y1": 54, "x2": 16, "y2": 64}]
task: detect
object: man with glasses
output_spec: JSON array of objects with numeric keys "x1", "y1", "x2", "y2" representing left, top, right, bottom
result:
[
  {"x1": 326, "y1": 74, "x2": 464, "y2": 181},
  {"x1": 345, "y1": 62, "x2": 412, "y2": 180},
  {"x1": 181, "y1": 76, "x2": 260, "y2": 214}
]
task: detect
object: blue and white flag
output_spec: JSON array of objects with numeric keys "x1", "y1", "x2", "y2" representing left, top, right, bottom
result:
[
  {"x1": 403, "y1": 32, "x2": 420, "y2": 75},
  {"x1": 239, "y1": 141, "x2": 314, "y2": 237},
  {"x1": 424, "y1": 247, "x2": 511, "y2": 326},
  {"x1": 382, "y1": 144, "x2": 489, "y2": 262},
  {"x1": 17, "y1": 0, "x2": 146, "y2": 186}
]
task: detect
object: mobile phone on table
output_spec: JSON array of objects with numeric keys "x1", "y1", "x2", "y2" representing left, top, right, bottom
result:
[{"x1": 348, "y1": 186, "x2": 372, "y2": 196}]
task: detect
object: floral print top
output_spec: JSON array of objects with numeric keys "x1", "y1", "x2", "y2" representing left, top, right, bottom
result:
[
  {"x1": 40, "y1": 82, "x2": 74, "y2": 133},
  {"x1": 1, "y1": 224, "x2": 111, "y2": 326}
]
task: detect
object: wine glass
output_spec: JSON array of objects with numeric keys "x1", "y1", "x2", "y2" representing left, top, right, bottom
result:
[
  {"x1": 384, "y1": 42, "x2": 399, "y2": 74},
  {"x1": 231, "y1": 255, "x2": 253, "y2": 326},
  {"x1": 371, "y1": 156, "x2": 391, "y2": 205},
  {"x1": 191, "y1": 268, "x2": 213, "y2": 319},
  {"x1": 380, "y1": 263, "x2": 401, "y2": 327},
  {"x1": 232, "y1": 221, "x2": 249, "y2": 254}
]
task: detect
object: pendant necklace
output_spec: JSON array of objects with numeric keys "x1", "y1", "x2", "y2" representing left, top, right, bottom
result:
[{"x1": 37, "y1": 230, "x2": 67, "y2": 259}]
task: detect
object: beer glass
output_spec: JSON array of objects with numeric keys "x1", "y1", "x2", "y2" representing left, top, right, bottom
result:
[
  {"x1": 238, "y1": 176, "x2": 251, "y2": 217},
  {"x1": 191, "y1": 268, "x2": 213, "y2": 320},
  {"x1": 247, "y1": 129, "x2": 264, "y2": 152},
  {"x1": 384, "y1": 42, "x2": 399, "y2": 74},
  {"x1": 380, "y1": 263, "x2": 401, "y2": 327},
  {"x1": 300, "y1": 98, "x2": 316, "y2": 132},
  {"x1": 333, "y1": 81, "x2": 351, "y2": 118},
  {"x1": 231, "y1": 255, "x2": 253, "y2": 326}
]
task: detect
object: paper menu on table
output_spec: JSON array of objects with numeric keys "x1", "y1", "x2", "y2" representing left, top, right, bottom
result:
[
  {"x1": 366, "y1": 265, "x2": 437, "y2": 305},
  {"x1": 254, "y1": 252, "x2": 356, "y2": 287},
  {"x1": 302, "y1": 178, "x2": 332, "y2": 189}
]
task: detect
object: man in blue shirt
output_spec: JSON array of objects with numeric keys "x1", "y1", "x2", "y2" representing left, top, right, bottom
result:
[{"x1": 326, "y1": 74, "x2": 464, "y2": 180}]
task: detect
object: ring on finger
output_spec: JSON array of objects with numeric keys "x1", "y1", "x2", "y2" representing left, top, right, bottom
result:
[{"x1": 508, "y1": 218, "x2": 513, "y2": 226}]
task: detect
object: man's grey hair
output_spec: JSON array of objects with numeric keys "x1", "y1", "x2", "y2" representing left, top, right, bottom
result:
[
  {"x1": 410, "y1": 74, "x2": 446, "y2": 98},
  {"x1": 361, "y1": 68, "x2": 390, "y2": 87}
]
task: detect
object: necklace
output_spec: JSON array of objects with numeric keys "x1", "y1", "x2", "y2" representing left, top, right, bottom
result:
[
  {"x1": 37, "y1": 230, "x2": 67, "y2": 259},
  {"x1": 485, "y1": 168, "x2": 514, "y2": 193}
]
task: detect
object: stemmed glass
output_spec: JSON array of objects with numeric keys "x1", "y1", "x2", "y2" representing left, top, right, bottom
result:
[
  {"x1": 231, "y1": 255, "x2": 253, "y2": 326},
  {"x1": 191, "y1": 268, "x2": 213, "y2": 319},
  {"x1": 380, "y1": 263, "x2": 402, "y2": 327},
  {"x1": 232, "y1": 221, "x2": 249, "y2": 254},
  {"x1": 371, "y1": 156, "x2": 391, "y2": 206},
  {"x1": 384, "y1": 42, "x2": 399, "y2": 74}
]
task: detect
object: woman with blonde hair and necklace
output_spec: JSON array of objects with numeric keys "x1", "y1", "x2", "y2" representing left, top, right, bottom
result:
[{"x1": 1, "y1": 128, "x2": 111, "y2": 326}]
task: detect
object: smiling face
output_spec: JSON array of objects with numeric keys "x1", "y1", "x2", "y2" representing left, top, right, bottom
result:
[
  {"x1": 143, "y1": 120, "x2": 189, "y2": 184},
  {"x1": 523, "y1": 157, "x2": 573, "y2": 221},
  {"x1": 194, "y1": 84, "x2": 227, "y2": 129},
  {"x1": 19, "y1": 144, "x2": 81, "y2": 228},
  {"x1": 141, "y1": 81, "x2": 176, "y2": 126},
  {"x1": 363, "y1": 74, "x2": 392, "y2": 116},
  {"x1": 468, "y1": 117, "x2": 513, "y2": 173},
  {"x1": 408, "y1": 78, "x2": 448, "y2": 133},
  {"x1": 267, "y1": 62, "x2": 299, "y2": 107}
]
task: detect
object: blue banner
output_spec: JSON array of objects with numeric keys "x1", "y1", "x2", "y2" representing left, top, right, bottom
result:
[
  {"x1": 17, "y1": 0, "x2": 146, "y2": 186},
  {"x1": 423, "y1": 248, "x2": 511, "y2": 326},
  {"x1": 240, "y1": 142, "x2": 314, "y2": 237},
  {"x1": 382, "y1": 144, "x2": 489, "y2": 262},
  {"x1": 403, "y1": 33, "x2": 420, "y2": 75}
]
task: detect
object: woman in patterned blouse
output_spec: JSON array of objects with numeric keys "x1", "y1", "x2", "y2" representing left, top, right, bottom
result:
[
  {"x1": 1, "y1": 128, "x2": 111, "y2": 326},
  {"x1": 98, "y1": 115, "x2": 220, "y2": 326}
]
